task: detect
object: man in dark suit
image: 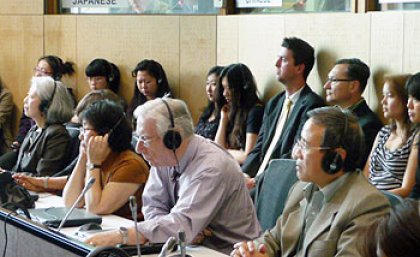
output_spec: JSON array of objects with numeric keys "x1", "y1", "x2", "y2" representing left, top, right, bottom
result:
[
  {"x1": 242, "y1": 37, "x2": 324, "y2": 185},
  {"x1": 324, "y1": 58, "x2": 382, "y2": 168}
]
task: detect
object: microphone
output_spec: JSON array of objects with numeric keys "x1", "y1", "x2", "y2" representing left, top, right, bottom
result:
[
  {"x1": 158, "y1": 236, "x2": 176, "y2": 257},
  {"x1": 179, "y1": 230, "x2": 186, "y2": 257},
  {"x1": 57, "y1": 177, "x2": 96, "y2": 231},
  {"x1": 129, "y1": 195, "x2": 142, "y2": 257}
]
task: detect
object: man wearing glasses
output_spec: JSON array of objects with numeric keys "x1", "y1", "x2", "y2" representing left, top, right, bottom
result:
[
  {"x1": 85, "y1": 98, "x2": 261, "y2": 254},
  {"x1": 324, "y1": 58, "x2": 382, "y2": 168},
  {"x1": 231, "y1": 107, "x2": 390, "y2": 257}
]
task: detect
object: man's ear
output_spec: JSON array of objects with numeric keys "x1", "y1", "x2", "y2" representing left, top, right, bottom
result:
[
  {"x1": 335, "y1": 147, "x2": 347, "y2": 163},
  {"x1": 296, "y1": 63, "x2": 305, "y2": 76},
  {"x1": 349, "y1": 80, "x2": 361, "y2": 94}
]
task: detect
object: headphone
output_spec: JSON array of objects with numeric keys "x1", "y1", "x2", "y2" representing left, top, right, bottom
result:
[
  {"x1": 238, "y1": 63, "x2": 250, "y2": 91},
  {"x1": 161, "y1": 99, "x2": 182, "y2": 151},
  {"x1": 321, "y1": 112, "x2": 349, "y2": 174},
  {"x1": 39, "y1": 80, "x2": 57, "y2": 113},
  {"x1": 108, "y1": 114, "x2": 125, "y2": 136},
  {"x1": 107, "y1": 61, "x2": 115, "y2": 82}
]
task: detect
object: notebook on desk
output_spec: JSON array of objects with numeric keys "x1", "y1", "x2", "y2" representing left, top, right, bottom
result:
[{"x1": 29, "y1": 207, "x2": 102, "y2": 228}]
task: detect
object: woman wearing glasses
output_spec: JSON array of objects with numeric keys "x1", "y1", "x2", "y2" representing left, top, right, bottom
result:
[
  {"x1": 63, "y1": 100, "x2": 149, "y2": 219},
  {"x1": 363, "y1": 74, "x2": 418, "y2": 197},
  {"x1": 0, "y1": 56, "x2": 75, "y2": 168}
]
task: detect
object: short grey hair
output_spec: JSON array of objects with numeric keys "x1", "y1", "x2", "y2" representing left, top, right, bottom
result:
[
  {"x1": 307, "y1": 106, "x2": 364, "y2": 171},
  {"x1": 30, "y1": 76, "x2": 74, "y2": 124},
  {"x1": 134, "y1": 97, "x2": 194, "y2": 139}
]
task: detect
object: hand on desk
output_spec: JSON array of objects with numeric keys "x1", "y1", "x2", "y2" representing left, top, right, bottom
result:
[
  {"x1": 191, "y1": 228, "x2": 213, "y2": 244},
  {"x1": 84, "y1": 227, "x2": 147, "y2": 247},
  {"x1": 14, "y1": 174, "x2": 45, "y2": 192},
  {"x1": 230, "y1": 241, "x2": 267, "y2": 257}
]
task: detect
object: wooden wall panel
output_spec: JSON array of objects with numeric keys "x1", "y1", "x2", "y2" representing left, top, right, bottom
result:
[
  {"x1": 284, "y1": 13, "x2": 371, "y2": 98},
  {"x1": 75, "y1": 16, "x2": 180, "y2": 105},
  {"x1": 237, "y1": 15, "x2": 285, "y2": 102},
  {"x1": 404, "y1": 13, "x2": 420, "y2": 74},
  {"x1": 370, "y1": 12, "x2": 404, "y2": 122},
  {"x1": 217, "y1": 16, "x2": 239, "y2": 65},
  {"x1": 0, "y1": 15, "x2": 43, "y2": 133},
  {"x1": 180, "y1": 16, "x2": 216, "y2": 122},
  {"x1": 0, "y1": 0, "x2": 44, "y2": 15},
  {"x1": 44, "y1": 15, "x2": 77, "y2": 93}
]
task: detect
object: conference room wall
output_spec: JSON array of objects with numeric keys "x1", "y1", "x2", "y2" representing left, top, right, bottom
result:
[
  {"x1": 2, "y1": 11, "x2": 420, "y2": 137},
  {"x1": 0, "y1": 0, "x2": 43, "y2": 15}
]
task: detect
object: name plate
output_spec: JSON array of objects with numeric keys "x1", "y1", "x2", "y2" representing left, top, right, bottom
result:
[
  {"x1": 62, "y1": 0, "x2": 130, "y2": 8},
  {"x1": 236, "y1": 0, "x2": 283, "y2": 8}
]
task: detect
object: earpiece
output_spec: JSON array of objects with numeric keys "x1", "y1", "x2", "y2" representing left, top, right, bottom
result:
[
  {"x1": 321, "y1": 110, "x2": 349, "y2": 174},
  {"x1": 39, "y1": 81, "x2": 57, "y2": 113},
  {"x1": 322, "y1": 150, "x2": 343, "y2": 174},
  {"x1": 161, "y1": 99, "x2": 182, "y2": 151},
  {"x1": 107, "y1": 62, "x2": 115, "y2": 82},
  {"x1": 239, "y1": 63, "x2": 250, "y2": 90}
]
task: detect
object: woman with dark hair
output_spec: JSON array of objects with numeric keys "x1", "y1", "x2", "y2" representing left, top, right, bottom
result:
[
  {"x1": 9, "y1": 55, "x2": 75, "y2": 153},
  {"x1": 85, "y1": 58, "x2": 121, "y2": 94},
  {"x1": 407, "y1": 72, "x2": 420, "y2": 199},
  {"x1": 14, "y1": 89, "x2": 125, "y2": 193},
  {"x1": 360, "y1": 199, "x2": 420, "y2": 257},
  {"x1": 0, "y1": 77, "x2": 73, "y2": 177},
  {"x1": 194, "y1": 66, "x2": 224, "y2": 140},
  {"x1": 363, "y1": 74, "x2": 418, "y2": 197},
  {"x1": 214, "y1": 63, "x2": 264, "y2": 164},
  {"x1": 127, "y1": 59, "x2": 172, "y2": 126},
  {"x1": 63, "y1": 100, "x2": 149, "y2": 219}
]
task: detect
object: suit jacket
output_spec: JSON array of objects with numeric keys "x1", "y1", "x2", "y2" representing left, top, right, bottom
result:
[
  {"x1": 258, "y1": 171, "x2": 390, "y2": 257},
  {"x1": 242, "y1": 85, "x2": 325, "y2": 177},
  {"x1": 13, "y1": 124, "x2": 71, "y2": 177},
  {"x1": 351, "y1": 100, "x2": 382, "y2": 168}
]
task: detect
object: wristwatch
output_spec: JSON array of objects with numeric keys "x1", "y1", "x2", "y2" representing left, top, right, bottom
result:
[
  {"x1": 86, "y1": 163, "x2": 101, "y2": 171},
  {"x1": 119, "y1": 227, "x2": 129, "y2": 245}
]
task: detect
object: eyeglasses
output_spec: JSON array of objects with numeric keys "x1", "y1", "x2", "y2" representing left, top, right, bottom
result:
[
  {"x1": 33, "y1": 67, "x2": 52, "y2": 75},
  {"x1": 80, "y1": 127, "x2": 95, "y2": 135},
  {"x1": 326, "y1": 77, "x2": 355, "y2": 84},
  {"x1": 137, "y1": 135, "x2": 157, "y2": 148},
  {"x1": 293, "y1": 137, "x2": 331, "y2": 153}
]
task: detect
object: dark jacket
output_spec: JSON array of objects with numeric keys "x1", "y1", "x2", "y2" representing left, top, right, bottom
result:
[
  {"x1": 241, "y1": 85, "x2": 325, "y2": 177},
  {"x1": 13, "y1": 124, "x2": 71, "y2": 177}
]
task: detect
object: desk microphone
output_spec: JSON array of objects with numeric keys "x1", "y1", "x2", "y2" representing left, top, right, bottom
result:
[
  {"x1": 57, "y1": 177, "x2": 96, "y2": 231},
  {"x1": 129, "y1": 195, "x2": 142, "y2": 257},
  {"x1": 158, "y1": 236, "x2": 176, "y2": 257}
]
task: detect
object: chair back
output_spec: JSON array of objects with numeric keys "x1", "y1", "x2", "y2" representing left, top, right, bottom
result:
[{"x1": 254, "y1": 159, "x2": 298, "y2": 230}]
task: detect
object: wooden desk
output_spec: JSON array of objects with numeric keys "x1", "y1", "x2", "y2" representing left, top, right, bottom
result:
[{"x1": 1, "y1": 193, "x2": 228, "y2": 257}]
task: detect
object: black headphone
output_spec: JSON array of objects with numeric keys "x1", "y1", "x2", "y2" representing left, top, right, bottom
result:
[
  {"x1": 161, "y1": 99, "x2": 182, "y2": 151},
  {"x1": 107, "y1": 62, "x2": 115, "y2": 82},
  {"x1": 321, "y1": 112, "x2": 349, "y2": 174},
  {"x1": 238, "y1": 63, "x2": 250, "y2": 90},
  {"x1": 108, "y1": 114, "x2": 125, "y2": 137},
  {"x1": 39, "y1": 80, "x2": 57, "y2": 113}
]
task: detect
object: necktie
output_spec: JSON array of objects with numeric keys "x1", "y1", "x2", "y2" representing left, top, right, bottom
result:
[{"x1": 256, "y1": 98, "x2": 293, "y2": 176}]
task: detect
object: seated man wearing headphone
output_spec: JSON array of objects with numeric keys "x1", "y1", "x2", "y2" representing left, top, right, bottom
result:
[
  {"x1": 85, "y1": 97, "x2": 261, "y2": 254},
  {"x1": 231, "y1": 107, "x2": 391, "y2": 257}
]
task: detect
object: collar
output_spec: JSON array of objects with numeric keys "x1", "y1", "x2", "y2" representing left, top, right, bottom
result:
[
  {"x1": 345, "y1": 98, "x2": 365, "y2": 111},
  {"x1": 286, "y1": 86, "x2": 304, "y2": 104},
  {"x1": 303, "y1": 172, "x2": 351, "y2": 204}
]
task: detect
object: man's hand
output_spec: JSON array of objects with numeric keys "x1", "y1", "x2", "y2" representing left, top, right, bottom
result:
[
  {"x1": 245, "y1": 177, "x2": 256, "y2": 190},
  {"x1": 230, "y1": 241, "x2": 267, "y2": 257},
  {"x1": 191, "y1": 228, "x2": 213, "y2": 245},
  {"x1": 85, "y1": 227, "x2": 147, "y2": 247}
]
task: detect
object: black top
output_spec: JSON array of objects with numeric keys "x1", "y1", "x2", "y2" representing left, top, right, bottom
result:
[
  {"x1": 195, "y1": 116, "x2": 219, "y2": 140},
  {"x1": 409, "y1": 141, "x2": 420, "y2": 199}
]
